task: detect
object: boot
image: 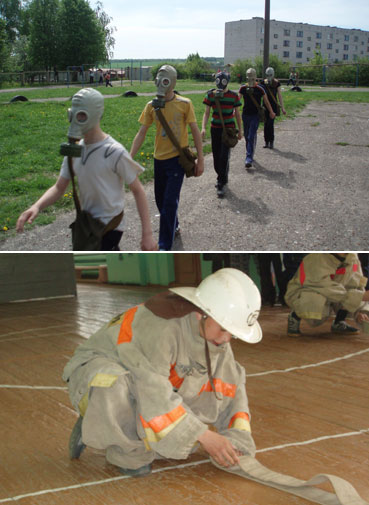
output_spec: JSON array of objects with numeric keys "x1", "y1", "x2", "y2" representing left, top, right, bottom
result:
[
  {"x1": 263, "y1": 142, "x2": 269, "y2": 148},
  {"x1": 331, "y1": 320, "x2": 359, "y2": 334},
  {"x1": 287, "y1": 312, "x2": 301, "y2": 337},
  {"x1": 69, "y1": 415, "x2": 86, "y2": 459},
  {"x1": 269, "y1": 141, "x2": 274, "y2": 149}
]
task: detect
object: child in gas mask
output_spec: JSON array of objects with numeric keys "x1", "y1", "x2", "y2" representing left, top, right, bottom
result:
[
  {"x1": 238, "y1": 68, "x2": 275, "y2": 168},
  {"x1": 201, "y1": 71, "x2": 242, "y2": 198},
  {"x1": 130, "y1": 65, "x2": 204, "y2": 251},
  {"x1": 261, "y1": 67, "x2": 286, "y2": 149},
  {"x1": 16, "y1": 88, "x2": 157, "y2": 251}
]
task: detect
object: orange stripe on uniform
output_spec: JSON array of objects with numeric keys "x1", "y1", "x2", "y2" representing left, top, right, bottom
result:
[
  {"x1": 299, "y1": 262, "x2": 306, "y2": 285},
  {"x1": 117, "y1": 306, "x2": 138, "y2": 344},
  {"x1": 228, "y1": 412, "x2": 251, "y2": 431},
  {"x1": 140, "y1": 404, "x2": 186, "y2": 433},
  {"x1": 169, "y1": 364, "x2": 184, "y2": 389},
  {"x1": 198, "y1": 378, "x2": 236, "y2": 398}
]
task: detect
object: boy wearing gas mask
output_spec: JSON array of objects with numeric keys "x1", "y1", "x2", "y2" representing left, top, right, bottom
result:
[
  {"x1": 16, "y1": 88, "x2": 157, "y2": 251},
  {"x1": 261, "y1": 67, "x2": 286, "y2": 149},
  {"x1": 130, "y1": 65, "x2": 204, "y2": 251},
  {"x1": 238, "y1": 68, "x2": 275, "y2": 168},
  {"x1": 201, "y1": 71, "x2": 242, "y2": 198}
]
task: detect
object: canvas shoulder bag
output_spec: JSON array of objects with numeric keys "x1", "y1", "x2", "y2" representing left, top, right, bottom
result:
[
  {"x1": 155, "y1": 108, "x2": 196, "y2": 178},
  {"x1": 214, "y1": 96, "x2": 238, "y2": 148},
  {"x1": 67, "y1": 157, "x2": 123, "y2": 251},
  {"x1": 264, "y1": 81, "x2": 281, "y2": 116},
  {"x1": 246, "y1": 88, "x2": 265, "y2": 123}
]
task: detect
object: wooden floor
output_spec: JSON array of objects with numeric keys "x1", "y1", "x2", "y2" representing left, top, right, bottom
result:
[{"x1": 1, "y1": 283, "x2": 368, "y2": 505}]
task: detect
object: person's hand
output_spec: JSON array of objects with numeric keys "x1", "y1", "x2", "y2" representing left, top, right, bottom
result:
[
  {"x1": 198, "y1": 429, "x2": 240, "y2": 467},
  {"x1": 237, "y1": 130, "x2": 243, "y2": 140},
  {"x1": 16, "y1": 206, "x2": 39, "y2": 232},
  {"x1": 270, "y1": 111, "x2": 276, "y2": 120},
  {"x1": 194, "y1": 158, "x2": 204, "y2": 177},
  {"x1": 282, "y1": 108, "x2": 286, "y2": 115},
  {"x1": 357, "y1": 311, "x2": 369, "y2": 323},
  {"x1": 201, "y1": 128, "x2": 206, "y2": 141},
  {"x1": 141, "y1": 234, "x2": 158, "y2": 251}
]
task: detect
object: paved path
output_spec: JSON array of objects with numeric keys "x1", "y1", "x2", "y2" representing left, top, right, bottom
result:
[{"x1": 1, "y1": 100, "x2": 368, "y2": 251}]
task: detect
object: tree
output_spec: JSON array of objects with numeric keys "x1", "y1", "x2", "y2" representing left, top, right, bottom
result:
[
  {"x1": 57, "y1": 0, "x2": 106, "y2": 68},
  {"x1": 94, "y1": 0, "x2": 115, "y2": 60},
  {"x1": 185, "y1": 53, "x2": 212, "y2": 79},
  {"x1": 0, "y1": 18, "x2": 10, "y2": 71},
  {"x1": 28, "y1": 0, "x2": 59, "y2": 70},
  {"x1": 0, "y1": 0, "x2": 22, "y2": 42}
]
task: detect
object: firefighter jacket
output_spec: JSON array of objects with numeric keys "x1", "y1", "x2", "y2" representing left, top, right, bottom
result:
[
  {"x1": 285, "y1": 253, "x2": 369, "y2": 320},
  {"x1": 63, "y1": 292, "x2": 256, "y2": 460}
]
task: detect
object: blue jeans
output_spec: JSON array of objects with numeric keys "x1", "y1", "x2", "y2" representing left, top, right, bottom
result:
[
  {"x1": 154, "y1": 156, "x2": 185, "y2": 251},
  {"x1": 242, "y1": 113, "x2": 259, "y2": 163}
]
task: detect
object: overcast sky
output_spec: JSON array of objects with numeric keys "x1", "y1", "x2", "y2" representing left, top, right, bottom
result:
[{"x1": 98, "y1": 0, "x2": 369, "y2": 60}]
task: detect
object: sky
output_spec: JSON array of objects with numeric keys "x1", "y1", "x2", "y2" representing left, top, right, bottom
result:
[{"x1": 98, "y1": 0, "x2": 369, "y2": 60}]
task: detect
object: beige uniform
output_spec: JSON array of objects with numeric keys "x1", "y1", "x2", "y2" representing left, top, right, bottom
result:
[
  {"x1": 63, "y1": 292, "x2": 255, "y2": 469},
  {"x1": 285, "y1": 253, "x2": 369, "y2": 324}
]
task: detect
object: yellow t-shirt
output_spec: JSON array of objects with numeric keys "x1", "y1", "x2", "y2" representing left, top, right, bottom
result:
[{"x1": 139, "y1": 95, "x2": 197, "y2": 160}]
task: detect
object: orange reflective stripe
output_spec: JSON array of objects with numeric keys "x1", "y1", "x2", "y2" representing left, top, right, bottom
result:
[
  {"x1": 299, "y1": 262, "x2": 306, "y2": 285},
  {"x1": 198, "y1": 378, "x2": 236, "y2": 398},
  {"x1": 335, "y1": 267, "x2": 346, "y2": 275},
  {"x1": 353, "y1": 264, "x2": 358, "y2": 272},
  {"x1": 140, "y1": 404, "x2": 186, "y2": 433},
  {"x1": 117, "y1": 306, "x2": 138, "y2": 344},
  {"x1": 169, "y1": 363, "x2": 184, "y2": 389},
  {"x1": 228, "y1": 412, "x2": 250, "y2": 428}
]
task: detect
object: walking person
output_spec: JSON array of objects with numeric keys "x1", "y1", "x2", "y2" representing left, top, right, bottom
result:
[
  {"x1": 238, "y1": 68, "x2": 275, "y2": 168},
  {"x1": 261, "y1": 67, "x2": 286, "y2": 149},
  {"x1": 201, "y1": 71, "x2": 242, "y2": 198}
]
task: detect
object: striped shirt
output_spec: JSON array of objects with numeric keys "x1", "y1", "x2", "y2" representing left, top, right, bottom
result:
[{"x1": 203, "y1": 89, "x2": 241, "y2": 128}]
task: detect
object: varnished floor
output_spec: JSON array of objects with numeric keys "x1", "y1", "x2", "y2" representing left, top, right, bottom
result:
[{"x1": 1, "y1": 282, "x2": 368, "y2": 505}]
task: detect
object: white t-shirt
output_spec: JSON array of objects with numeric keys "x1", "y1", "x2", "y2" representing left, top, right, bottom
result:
[{"x1": 60, "y1": 136, "x2": 143, "y2": 232}]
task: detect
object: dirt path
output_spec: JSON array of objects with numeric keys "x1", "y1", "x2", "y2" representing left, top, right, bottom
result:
[{"x1": 1, "y1": 101, "x2": 368, "y2": 251}]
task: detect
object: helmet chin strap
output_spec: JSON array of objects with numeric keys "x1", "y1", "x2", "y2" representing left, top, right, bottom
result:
[{"x1": 201, "y1": 314, "x2": 222, "y2": 401}]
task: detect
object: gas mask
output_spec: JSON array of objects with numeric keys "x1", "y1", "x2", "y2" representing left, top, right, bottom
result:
[
  {"x1": 265, "y1": 67, "x2": 275, "y2": 84},
  {"x1": 152, "y1": 65, "x2": 177, "y2": 108},
  {"x1": 60, "y1": 88, "x2": 104, "y2": 157},
  {"x1": 214, "y1": 71, "x2": 230, "y2": 98},
  {"x1": 246, "y1": 68, "x2": 257, "y2": 87}
]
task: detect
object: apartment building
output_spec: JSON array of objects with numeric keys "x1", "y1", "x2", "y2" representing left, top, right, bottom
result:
[{"x1": 224, "y1": 17, "x2": 369, "y2": 65}]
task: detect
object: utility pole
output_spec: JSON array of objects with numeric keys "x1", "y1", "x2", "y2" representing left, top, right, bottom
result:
[{"x1": 263, "y1": 0, "x2": 270, "y2": 74}]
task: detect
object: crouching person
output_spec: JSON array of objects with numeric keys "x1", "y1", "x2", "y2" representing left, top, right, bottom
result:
[
  {"x1": 285, "y1": 253, "x2": 369, "y2": 337},
  {"x1": 63, "y1": 268, "x2": 262, "y2": 475}
]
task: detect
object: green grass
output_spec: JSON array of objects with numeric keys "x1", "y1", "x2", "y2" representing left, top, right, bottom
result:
[{"x1": 1, "y1": 83, "x2": 369, "y2": 238}]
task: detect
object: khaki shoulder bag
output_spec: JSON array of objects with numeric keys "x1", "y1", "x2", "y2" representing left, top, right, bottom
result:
[{"x1": 214, "y1": 96, "x2": 239, "y2": 148}]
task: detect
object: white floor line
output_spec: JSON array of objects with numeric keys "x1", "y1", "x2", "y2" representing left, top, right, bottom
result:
[
  {"x1": 0, "y1": 385, "x2": 68, "y2": 390},
  {"x1": 0, "y1": 427, "x2": 368, "y2": 504},
  {"x1": 0, "y1": 323, "x2": 73, "y2": 341},
  {"x1": 247, "y1": 347, "x2": 369, "y2": 377}
]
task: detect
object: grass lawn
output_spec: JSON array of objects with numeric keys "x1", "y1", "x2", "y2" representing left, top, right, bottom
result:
[{"x1": 1, "y1": 82, "x2": 369, "y2": 238}]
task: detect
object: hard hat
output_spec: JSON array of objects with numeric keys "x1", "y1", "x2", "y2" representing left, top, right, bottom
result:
[{"x1": 169, "y1": 268, "x2": 262, "y2": 343}]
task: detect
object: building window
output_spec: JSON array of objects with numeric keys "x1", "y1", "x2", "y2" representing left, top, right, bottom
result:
[
  {"x1": 284, "y1": 29, "x2": 290, "y2": 36},
  {"x1": 260, "y1": 38, "x2": 264, "y2": 44},
  {"x1": 283, "y1": 51, "x2": 289, "y2": 58},
  {"x1": 316, "y1": 32, "x2": 322, "y2": 39},
  {"x1": 315, "y1": 42, "x2": 321, "y2": 49},
  {"x1": 344, "y1": 35, "x2": 349, "y2": 41},
  {"x1": 354, "y1": 35, "x2": 358, "y2": 42},
  {"x1": 307, "y1": 36, "x2": 311, "y2": 41},
  {"x1": 327, "y1": 33, "x2": 333, "y2": 40},
  {"x1": 274, "y1": 33, "x2": 278, "y2": 38},
  {"x1": 327, "y1": 43, "x2": 332, "y2": 49},
  {"x1": 336, "y1": 39, "x2": 340, "y2": 43},
  {"x1": 261, "y1": 27, "x2": 264, "y2": 34},
  {"x1": 343, "y1": 54, "x2": 348, "y2": 60},
  {"x1": 296, "y1": 52, "x2": 303, "y2": 59},
  {"x1": 344, "y1": 44, "x2": 349, "y2": 51},
  {"x1": 283, "y1": 40, "x2": 290, "y2": 47},
  {"x1": 297, "y1": 30, "x2": 303, "y2": 37},
  {"x1": 353, "y1": 54, "x2": 358, "y2": 61},
  {"x1": 297, "y1": 41, "x2": 303, "y2": 48},
  {"x1": 307, "y1": 46, "x2": 311, "y2": 52},
  {"x1": 273, "y1": 44, "x2": 278, "y2": 49},
  {"x1": 336, "y1": 49, "x2": 339, "y2": 53},
  {"x1": 306, "y1": 57, "x2": 310, "y2": 62}
]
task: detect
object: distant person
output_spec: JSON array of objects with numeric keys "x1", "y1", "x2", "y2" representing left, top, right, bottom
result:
[
  {"x1": 16, "y1": 88, "x2": 157, "y2": 251},
  {"x1": 285, "y1": 253, "x2": 369, "y2": 337},
  {"x1": 130, "y1": 65, "x2": 204, "y2": 251},
  {"x1": 287, "y1": 71, "x2": 296, "y2": 86},
  {"x1": 261, "y1": 67, "x2": 286, "y2": 149},
  {"x1": 89, "y1": 69, "x2": 94, "y2": 84},
  {"x1": 105, "y1": 72, "x2": 113, "y2": 87},
  {"x1": 201, "y1": 71, "x2": 242, "y2": 198},
  {"x1": 238, "y1": 68, "x2": 275, "y2": 168},
  {"x1": 257, "y1": 253, "x2": 287, "y2": 307}
]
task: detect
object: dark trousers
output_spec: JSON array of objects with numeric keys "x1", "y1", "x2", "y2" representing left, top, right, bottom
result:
[
  {"x1": 264, "y1": 114, "x2": 275, "y2": 143},
  {"x1": 211, "y1": 127, "x2": 230, "y2": 187},
  {"x1": 257, "y1": 253, "x2": 287, "y2": 305},
  {"x1": 242, "y1": 113, "x2": 259, "y2": 163},
  {"x1": 154, "y1": 156, "x2": 185, "y2": 251},
  {"x1": 101, "y1": 230, "x2": 123, "y2": 251}
]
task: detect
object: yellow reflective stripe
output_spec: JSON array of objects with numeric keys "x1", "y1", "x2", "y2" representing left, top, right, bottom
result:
[
  {"x1": 232, "y1": 417, "x2": 251, "y2": 432},
  {"x1": 140, "y1": 406, "x2": 187, "y2": 443}
]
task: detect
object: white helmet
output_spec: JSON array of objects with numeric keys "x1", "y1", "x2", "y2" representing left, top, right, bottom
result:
[{"x1": 170, "y1": 268, "x2": 262, "y2": 343}]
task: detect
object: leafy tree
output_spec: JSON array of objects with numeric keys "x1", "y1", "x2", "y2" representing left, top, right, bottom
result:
[
  {"x1": 57, "y1": 0, "x2": 106, "y2": 68},
  {"x1": 184, "y1": 53, "x2": 212, "y2": 79},
  {"x1": 0, "y1": 18, "x2": 10, "y2": 71},
  {"x1": 150, "y1": 62, "x2": 187, "y2": 80},
  {"x1": 0, "y1": 0, "x2": 22, "y2": 42},
  {"x1": 28, "y1": 0, "x2": 59, "y2": 70},
  {"x1": 94, "y1": 0, "x2": 115, "y2": 60}
]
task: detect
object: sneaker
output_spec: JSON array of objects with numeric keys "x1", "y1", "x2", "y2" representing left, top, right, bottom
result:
[
  {"x1": 331, "y1": 321, "x2": 359, "y2": 334},
  {"x1": 269, "y1": 142, "x2": 274, "y2": 149},
  {"x1": 69, "y1": 415, "x2": 86, "y2": 459},
  {"x1": 217, "y1": 185, "x2": 225, "y2": 198},
  {"x1": 263, "y1": 143, "x2": 269, "y2": 148},
  {"x1": 175, "y1": 225, "x2": 181, "y2": 237},
  {"x1": 287, "y1": 312, "x2": 301, "y2": 337},
  {"x1": 245, "y1": 162, "x2": 252, "y2": 168},
  {"x1": 119, "y1": 463, "x2": 152, "y2": 477}
]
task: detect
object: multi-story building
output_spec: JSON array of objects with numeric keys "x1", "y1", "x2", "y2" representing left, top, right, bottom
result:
[{"x1": 225, "y1": 17, "x2": 369, "y2": 65}]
